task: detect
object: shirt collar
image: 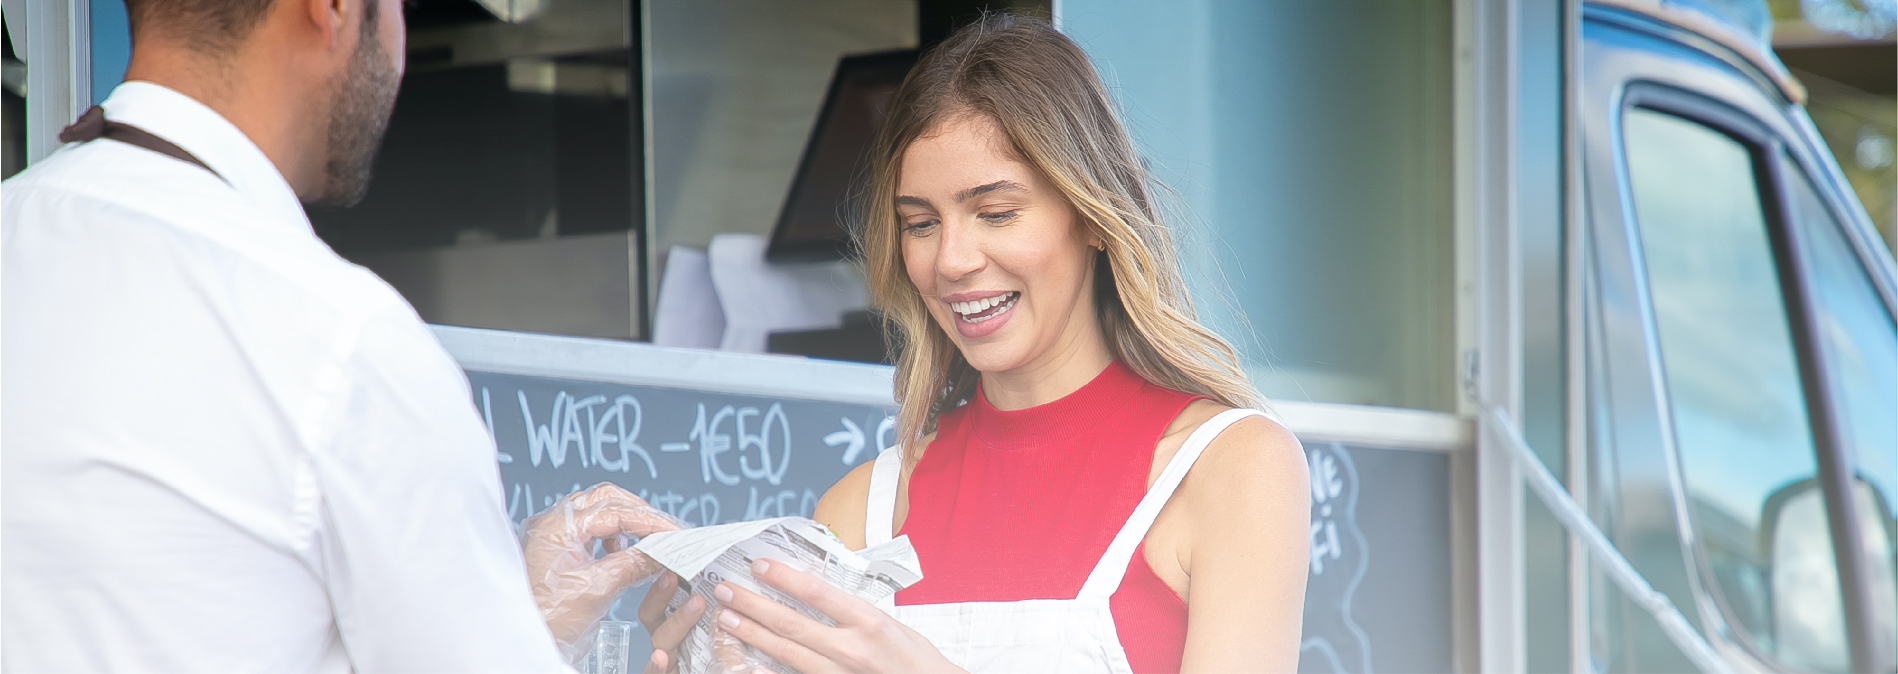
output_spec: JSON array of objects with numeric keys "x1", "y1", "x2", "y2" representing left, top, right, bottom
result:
[
  {"x1": 100, "y1": 81, "x2": 313, "y2": 234},
  {"x1": 967, "y1": 360, "x2": 1145, "y2": 448}
]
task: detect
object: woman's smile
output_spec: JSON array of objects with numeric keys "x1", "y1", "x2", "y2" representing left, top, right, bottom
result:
[{"x1": 943, "y1": 290, "x2": 1021, "y2": 338}]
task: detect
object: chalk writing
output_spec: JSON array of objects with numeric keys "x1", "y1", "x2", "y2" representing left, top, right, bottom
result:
[
  {"x1": 1299, "y1": 442, "x2": 1372, "y2": 673},
  {"x1": 824, "y1": 415, "x2": 898, "y2": 465},
  {"x1": 686, "y1": 403, "x2": 794, "y2": 487},
  {"x1": 690, "y1": 404, "x2": 740, "y2": 486},
  {"x1": 742, "y1": 487, "x2": 822, "y2": 520},
  {"x1": 825, "y1": 418, "x2": 866, "y2": 465},
  {"x1": 1310, "y1": 447, "x2": 1346, "y2": 574},
  {"x1": 483, "y1": 388, "x2": 512, "y2": 464},
  {"x1": 509, "y1": 390, "x2": 655, "y2": 478},
  {"x1": 736, "y1": 404, "x2": 791, "y2": 485},
  {"x1": 644, "y1": 490, "x2": 725, "y2": 527},
  {"x1": 594, "y1": 396, "x2": 656, "y2": 478},
  {"x1": 483, "y1": 376, "x2": 887, "y2": 534}
]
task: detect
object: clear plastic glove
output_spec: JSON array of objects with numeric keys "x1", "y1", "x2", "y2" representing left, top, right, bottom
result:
[{"x1": 522, "y1": 482, "x2": 683, "y2": 662}]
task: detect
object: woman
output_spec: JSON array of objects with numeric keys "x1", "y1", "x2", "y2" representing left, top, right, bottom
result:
[{"x1": 643, "y1": 13, "x2": 1310, "y2": 674}]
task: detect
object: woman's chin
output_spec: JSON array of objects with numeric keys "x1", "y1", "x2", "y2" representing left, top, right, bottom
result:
[{"x1": 952, "y1": 340, "x2": 1034, "y2": 375}]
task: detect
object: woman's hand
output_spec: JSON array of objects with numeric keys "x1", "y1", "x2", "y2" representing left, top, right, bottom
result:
[
  {"x1": 713, "y1": 559, "x2": 964, "y2": 674},
  {"x1": 637, "y1": 573, "x2": 706, "y2": 673}
]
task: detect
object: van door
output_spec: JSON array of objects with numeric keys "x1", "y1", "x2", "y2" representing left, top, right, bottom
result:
[
  {"x1": 1583, "y1": 76, "x2": 1896, "y2": 674},
  {"x1": 1615, "y1": 99, "x2": 1852, "y2": 672}
]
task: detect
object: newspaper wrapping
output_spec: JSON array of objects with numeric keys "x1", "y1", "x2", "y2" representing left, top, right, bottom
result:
[{"x1": 633, "y1": 517, "x2": 924, "y2": 674}]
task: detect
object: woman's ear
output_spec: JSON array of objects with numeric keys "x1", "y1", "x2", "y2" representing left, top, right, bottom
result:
[{"x1": 1081, "y1": 220, "x2": 1106, "y2": 252}]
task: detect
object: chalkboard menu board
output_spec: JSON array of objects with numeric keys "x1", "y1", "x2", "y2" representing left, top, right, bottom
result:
[
  {"x1": 1297, "y1": 442, "x2": 1453, "y2": 674},
  {"x1": 435, "y1": 325, "x2": 895, "y2": 659},
  {"x1": 434, "y1": 326, "x2": 1455, "y2": 673},
  {"x1": 471, "y1": 373, "x2": 893, "y2": 526}
]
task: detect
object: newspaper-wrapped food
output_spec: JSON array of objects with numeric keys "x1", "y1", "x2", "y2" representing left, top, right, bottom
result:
[{"x1": 633, "y1": 517, "x2": 924, "y2": 674}]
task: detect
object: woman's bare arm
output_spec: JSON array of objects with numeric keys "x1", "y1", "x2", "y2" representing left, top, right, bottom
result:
[
  {"x1": 813, "y1": 460, "x2": 875, "y2": 550},
  {"x1": 814, "y1": 434, "x2": 930, "y2": 552},
  {"x1": 1176, "y1": 414, "x2": 1311, "y2": 673}
]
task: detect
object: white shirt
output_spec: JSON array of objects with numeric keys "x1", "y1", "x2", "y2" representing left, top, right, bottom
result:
[{"x1": 2, "y1": 82, "x2": 570, "y2": 673}]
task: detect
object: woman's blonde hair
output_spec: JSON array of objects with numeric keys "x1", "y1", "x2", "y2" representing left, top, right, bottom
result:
[{"x1": 858, "y1": 13, "x2": 1265, "y2": 455}]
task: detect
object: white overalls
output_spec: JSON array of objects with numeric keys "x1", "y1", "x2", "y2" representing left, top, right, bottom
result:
[{"x1": 864, "y1": 408, "x2": 1265, "y2": 673}]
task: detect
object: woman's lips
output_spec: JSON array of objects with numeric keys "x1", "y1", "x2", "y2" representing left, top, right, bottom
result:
[{"x1": 948, "y1": 291, "x2": 1019, "y2": 339}]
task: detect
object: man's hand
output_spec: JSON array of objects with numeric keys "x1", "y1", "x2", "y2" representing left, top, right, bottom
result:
[{"x1": 521, "y1": 483, "x2": 681, "y2": 661}]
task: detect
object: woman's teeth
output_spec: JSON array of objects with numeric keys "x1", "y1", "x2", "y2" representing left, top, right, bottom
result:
[{"x1": 950, "y1": 292, "x2": 1020, "y2": 323}]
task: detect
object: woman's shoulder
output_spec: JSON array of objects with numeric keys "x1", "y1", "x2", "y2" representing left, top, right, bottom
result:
[
  {"x1": 813, "y1": 432, "x2": 937, "y2": 551},
  {"x1": 1145, "y1": 400, "x2": 1307, "y2": 591},
  {"x1": 1161, "y1": 398, "x2": 1288, "y2": 436},
  {"x1": 814, "y1": 460, "x2": 877, "y2": 550},
  {"x1": 1164, "y1": 400, "x2": 1307, "y2": 541},
  {"x1": 1164, "y1": 400, "x2": 1305, "y2": 489}
]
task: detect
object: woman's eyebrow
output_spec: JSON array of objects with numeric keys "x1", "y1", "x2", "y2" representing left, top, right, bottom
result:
[
  {"x1": 955, "y1": 180, "x2": 1027, "y2": 202},
  {"x1": 895, "y1": 180, "x2": 1025, "y2": 209}
]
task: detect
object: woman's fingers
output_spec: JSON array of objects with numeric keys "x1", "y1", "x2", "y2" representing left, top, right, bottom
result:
[
  {"x1": 644, "y1": 594, "x2": 703, "y2": 674},
  {"x1": 639, "y1": 574, "x2": 680, "y2": 632},
  {"x1": 715, "y1": 581, "x2": 829, "y2": 645},
  {"x1": 652, "y1": 594, "x2": 705, "y2": 650},
  {"x1": 716, "y1": 607, "x2": 833, "y2": 674},
  {"x1": 641, "y1": 648, "x2": 670, "y2": 674},
  {"x1": 751, "y1": 559, "x2": 880, "y2": 626}
]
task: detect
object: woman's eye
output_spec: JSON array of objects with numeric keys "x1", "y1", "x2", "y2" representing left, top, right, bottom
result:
[
  {"x1": 903, "y1": 219, "x2": 939, "y2": 234},
  {"x1": 979, "y1": 210, "x2": 1020, "y2": 224}
]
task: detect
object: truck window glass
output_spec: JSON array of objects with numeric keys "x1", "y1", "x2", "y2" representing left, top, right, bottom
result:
[
  {"x1": 1623, "y1": 107, "x2": 1850, "y2": 672},
  {"x1": 1783, "y1": 158, "x2": 1898, "y2": 664}
]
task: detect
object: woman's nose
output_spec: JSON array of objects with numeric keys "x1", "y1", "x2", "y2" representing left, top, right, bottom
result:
[{"x1": 935, "y1": 218, "x2": 986, "y2": 280}]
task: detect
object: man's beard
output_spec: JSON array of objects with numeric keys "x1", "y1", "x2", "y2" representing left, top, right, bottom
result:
[{"x1": 308, "y1": 20, "x2": 401, "y2": 208}]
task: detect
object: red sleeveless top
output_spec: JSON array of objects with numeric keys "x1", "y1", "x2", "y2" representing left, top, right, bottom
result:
[{"x1": 895, "y1": 361, "x2": 1203, "y2": 674}]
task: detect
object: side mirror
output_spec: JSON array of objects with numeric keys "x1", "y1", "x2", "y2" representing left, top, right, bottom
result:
[
  {"x1": 1760, "y1": 476, "x2": 1898, "y2": 671},
  {"x1": 1760, "y1": 478, "x2": 1844, "y2": 670}
]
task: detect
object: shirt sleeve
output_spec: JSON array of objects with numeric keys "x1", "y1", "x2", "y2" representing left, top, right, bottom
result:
[{"x1": 306, "y1": 304, "x2": 571, "y2": 674}]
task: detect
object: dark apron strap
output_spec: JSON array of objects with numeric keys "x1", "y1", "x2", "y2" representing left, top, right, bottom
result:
[{"x1": 59, "y1": 106, "x2": 222, "y2": 179}]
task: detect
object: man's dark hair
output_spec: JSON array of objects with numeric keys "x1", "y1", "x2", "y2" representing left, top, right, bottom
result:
[{"x1": 124, "y1": 0, "x2": 379, "y2": 54}]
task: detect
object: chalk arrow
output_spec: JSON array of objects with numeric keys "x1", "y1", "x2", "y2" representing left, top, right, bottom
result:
[{"x1": 825, "y1": 418, "x2": 866, "y2": 465}]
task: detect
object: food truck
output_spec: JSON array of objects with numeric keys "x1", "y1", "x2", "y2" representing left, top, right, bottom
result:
[{"x1": 5, "y1": 0, "x2": 1892, "y2": 671}]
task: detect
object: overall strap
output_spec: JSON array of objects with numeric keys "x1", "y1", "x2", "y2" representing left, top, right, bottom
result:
[
  {"x1": 58, "y1": 106, "x2": 222, "y2": 179},
  {"x1": 1077, "y1": 408, "x2": 1265, "y2": 601},
  {"x1": 864, "y1": 446, "x2": 903, "y2": 547}
]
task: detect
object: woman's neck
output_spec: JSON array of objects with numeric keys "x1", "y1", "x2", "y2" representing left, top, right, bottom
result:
[{"x1": 980, "y1": 320, "x2": 1115, "y2": 411}]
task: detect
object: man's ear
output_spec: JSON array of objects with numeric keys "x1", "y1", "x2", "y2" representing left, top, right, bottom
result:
[{"x1": 300, "y1": 0, "x2": 349, "y2": 50}]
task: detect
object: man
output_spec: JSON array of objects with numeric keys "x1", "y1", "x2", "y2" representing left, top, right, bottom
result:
[{"x1": 1, "y1": 0, "x2": 669, "y2": 669}]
